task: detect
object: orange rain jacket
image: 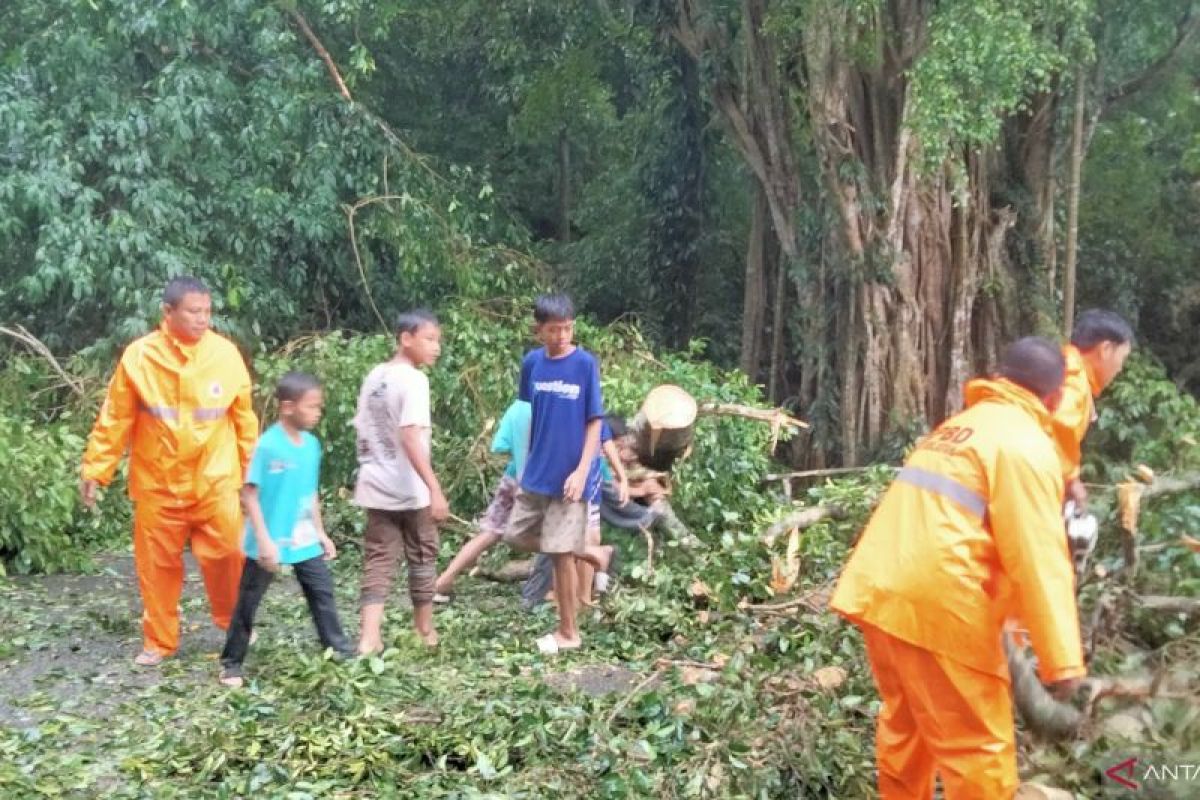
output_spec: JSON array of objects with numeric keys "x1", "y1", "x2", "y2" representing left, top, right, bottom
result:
[
  {"x1": 82, "y1": 323, "x2": 258, "y2": 502},
  {"x1": 1050, "y1": 344, "x2": 1103, "y2": 482},
  {"x1": 831, "y1": 378, "x2": 1086, "y2": 684}
]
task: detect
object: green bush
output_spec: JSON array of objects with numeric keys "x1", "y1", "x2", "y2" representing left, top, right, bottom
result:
[
  {"x1": 0, "y1": 412, "x2": 130, "y2": 574},
  {"x1": 249, "y1": 298, "x2": 800, "y2": 607},
  {"x1": 1086, "y1": 355, "x2": 1200, "y2": 482},
  {"x1": 251, "y1": 302, "x2": 779, "y2": 535}
]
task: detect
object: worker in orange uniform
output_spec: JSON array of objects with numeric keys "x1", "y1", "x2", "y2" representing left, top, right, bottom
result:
[
  {"x1": 831, "y1": 337, "x2": 1086, "y2": 800},
  {"x1": 1054, "y1": 309, "x2": 1133, "y2": 510},
  {"x1": 81, "y1": 276, "x2": 259, "y2": 666}
]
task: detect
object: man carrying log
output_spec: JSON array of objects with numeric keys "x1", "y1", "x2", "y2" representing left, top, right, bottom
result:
[
  {"x1": 830, "y1": 337, "x2": 1085, "y2": 799},
  {"x1": 80, "y1": 276, "x2": 259, "y2": 666}
]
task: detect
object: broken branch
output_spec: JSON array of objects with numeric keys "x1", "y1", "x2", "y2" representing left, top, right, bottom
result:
[
  {"x1": 287, "y1": 10, "x2": 352, "y2": 101},
  {"x1": 761, "y1": 505, "x2": 843, "y2": 546},
  {"x1": 764, "y1": 466, "x2": 881, "y2": 482},
  {"x1": 698, "y1": 402, "x2": 809, "y2": 454},
  {"x1": 0, "y1": 325, "x2": 85, "y2": 397}
]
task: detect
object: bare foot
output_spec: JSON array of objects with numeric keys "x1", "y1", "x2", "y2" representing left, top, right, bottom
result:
[
  {"x1": 357, "y1": 639, "x2": 383, "y2": 656},
  {"x1": 419, "y1": 629, "x2": 439, "y2": 648}
]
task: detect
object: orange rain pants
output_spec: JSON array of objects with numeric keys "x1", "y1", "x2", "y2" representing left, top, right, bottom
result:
[
  {"x1": 82, "y1": 323, "x2": 258, "y2": 656},
  {"x1": 133, "y1": 492, "x2": 245, "y2": 655},
  {"x1": 862, "y1": 624, "x2": 1018, "y2": 800}
]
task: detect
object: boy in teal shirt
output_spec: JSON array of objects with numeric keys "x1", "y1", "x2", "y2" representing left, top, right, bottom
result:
[
  {"x1": 433, "y1": 399, "x2": 531, "y2": 598},
  {"x1": 219, "y1": 372, "x2": 354, "y2": 687}
]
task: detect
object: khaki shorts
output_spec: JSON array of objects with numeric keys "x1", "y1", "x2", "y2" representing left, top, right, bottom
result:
[{"x1": 503, "y1": 490, "x2": 587, "y2": 554}]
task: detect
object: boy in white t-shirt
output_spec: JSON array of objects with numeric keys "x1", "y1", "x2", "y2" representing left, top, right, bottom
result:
[{"x1": 352, "y1": 309, "x2": 448, "y2": 652}]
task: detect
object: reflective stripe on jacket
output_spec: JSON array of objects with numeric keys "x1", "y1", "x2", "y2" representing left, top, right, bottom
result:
[
  {"x1": 82, "y1": 323, "x2": 258, "y2": 501},
  {"x1": 831, "y1": 378, "x2": 1085, "y2": 684}
]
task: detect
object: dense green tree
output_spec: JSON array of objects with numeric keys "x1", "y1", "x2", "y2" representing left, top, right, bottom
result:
[
  {"x1": 0, "y1": 1, "x2": 521, "y2": 356},
  {"x1": 1, "y1": 0, "x2": 1195, "y2": 461}
]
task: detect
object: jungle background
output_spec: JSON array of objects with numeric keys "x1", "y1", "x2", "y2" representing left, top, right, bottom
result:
[{"x1": 0, "y1": 1, "x2": 1197, "y2": 797}]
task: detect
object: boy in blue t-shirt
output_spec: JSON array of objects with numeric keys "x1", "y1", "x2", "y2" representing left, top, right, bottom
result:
[
  {"x1": 521, "y1": 417, "x2": 630, "y2": 610},
  {"x1": 432, "y1": 399, "x2": 531, "y2": 598},
  {"x1": 219, "y1": 372, "x2": 354, "y2": 687},
  {"x1": 502, "y1": 294, "x2": 615, "y2": 654}
]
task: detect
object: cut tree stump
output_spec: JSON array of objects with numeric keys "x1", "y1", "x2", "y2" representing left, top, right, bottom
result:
[
  {"x1": 626, "y1": 385, "x2": 809, "y2": 470},
  {"x1": 629, "y1": 385, "x2": 698, "y2": 471}
]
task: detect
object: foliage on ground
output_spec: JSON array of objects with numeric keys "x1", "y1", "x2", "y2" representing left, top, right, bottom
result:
[{"x1": 1, "y1": 356, "x2": 1196, "y2": 797}]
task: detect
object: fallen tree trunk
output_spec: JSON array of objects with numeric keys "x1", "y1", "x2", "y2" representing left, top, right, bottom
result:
[
  {"x1": 649, "y1": 498, "x2": 692, "y2": 542},
  {"x1": 627, "y1": 385, "x2": 810, "y2": 471},
  {"x1": 1006, "y1": 631, "x2": 1171, "y2": 740},
  {"x1": 1005, "y1": 633, "x2": 1085, "y2": 739},
  {"x1": 1138, "y1": 595, "x2": 1200, "y2": 615},
  {"x1": 475, "y1": 559, "x2": 535, "y2": 583}
]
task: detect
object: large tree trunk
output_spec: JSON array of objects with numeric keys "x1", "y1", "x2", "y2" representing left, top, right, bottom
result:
[
  {"x1": 664, "y1": 0, "x2": 1196, "y2": 465},
  {"x1": 740, "y1": 184, "x2": 769, "y2": 377},
  {"x1": 801, "y1": 0, "x2": 1013, "y2": 462},
  {"x1": 670, "y1": 0, "x2": 802, "y2": 260},
  {"x1": 767, "y1": 239, "x2": 787, "y2": 403},
  {"x1": 1004, "y1": 88, "x2": 1060, "y2": 304}
]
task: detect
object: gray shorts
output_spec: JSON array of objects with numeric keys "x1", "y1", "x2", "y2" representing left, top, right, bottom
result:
[{"x1": 502, "y1": 490, "x2": 587, "y2": 554}]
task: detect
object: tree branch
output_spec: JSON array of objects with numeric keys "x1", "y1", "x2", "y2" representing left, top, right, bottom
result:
[
  {"x1": 1138, "y1": 595, "x2": 1200, "y2": 615},
  {"x1": 1101, "y1": 7, "x2": 1199, "y2": 117},
  {"x1": 0, "y1": 325, "x2": 85, "y2": 397},
  {"x1": 288, "y1": 10, "x2": 352, "y2": 101}
]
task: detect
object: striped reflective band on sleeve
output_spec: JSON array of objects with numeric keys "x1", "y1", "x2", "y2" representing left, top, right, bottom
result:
[
  {"x1": 140, "y1": 405, "x2": 179, "y2": 421},
  {"x1": 193, "y1": 407, "x2": 228, "y2": 422},
  {"x1": 896, "y1": 466, "x2": 988, "y2": 520}
]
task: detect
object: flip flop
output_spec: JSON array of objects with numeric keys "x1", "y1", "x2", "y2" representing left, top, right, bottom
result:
[
  {"x1": 536, "y1": 634, "x2": 581, "y2": 655},
  {"x1": 134, "y1": 650, "x2": 165, "y2": 667}
]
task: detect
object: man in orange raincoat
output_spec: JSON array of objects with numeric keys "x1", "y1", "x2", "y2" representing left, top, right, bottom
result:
[
  {"x1": 831, "y1": 337, "x2": 1086, "y2": 799},
  {"x1": 1054, "y1": 309, "x2": 1133, "y2": 509},
  {"x1": 81, "y1": 276, "x2": 259, "y2": 666}
]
